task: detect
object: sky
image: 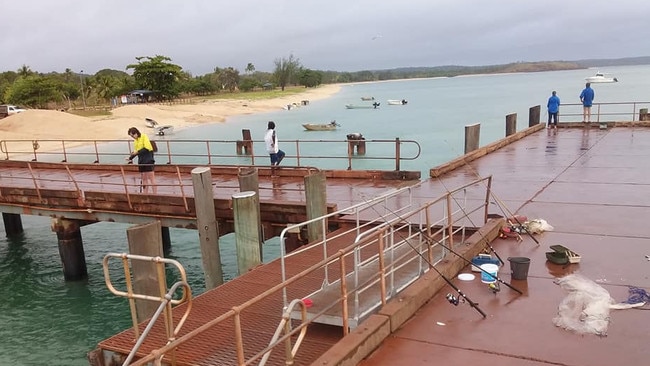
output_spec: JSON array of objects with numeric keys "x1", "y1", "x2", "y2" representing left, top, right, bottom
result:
[{"x1": 2, "y1": 0, "x2": 650, "y2": 76}]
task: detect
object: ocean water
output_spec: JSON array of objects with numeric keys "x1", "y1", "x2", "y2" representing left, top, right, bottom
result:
[{"x1": 1, "y1": 65, "x2": 650, "y2": 365}]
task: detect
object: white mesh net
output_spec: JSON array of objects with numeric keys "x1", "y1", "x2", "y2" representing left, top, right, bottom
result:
[{"x1": 552, "y1": 274, "x2": 614, "y2": 336}]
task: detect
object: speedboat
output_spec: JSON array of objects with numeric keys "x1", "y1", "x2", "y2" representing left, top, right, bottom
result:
[
  {"x1": 302, "y1": 120, "x2": 340, "y2": 131},
  {"x1": 585, "y1": 72, "x2": 618, "y2": 83},
  {"x1": 360, "y1": 96, "x2": 375, "y2": 101},
  {"x1": 387, "y1": 99, "x2": 408, "y2": 105}
]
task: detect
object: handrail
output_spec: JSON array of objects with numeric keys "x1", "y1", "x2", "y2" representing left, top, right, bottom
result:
[
  {"x1": 553, "y1": 101, "x2": 650, "y2": 123},
  {"x1": 102, "y1": 253, "x2": 192, "y2": 347},
  {"x1": 125, "y1": 176, "x2": 492, "y2": 366},
  {"x1": 0, "y1": 137, "x2": 421, "y2": 171}
]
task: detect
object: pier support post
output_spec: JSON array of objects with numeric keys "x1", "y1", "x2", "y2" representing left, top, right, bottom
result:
[
  {"x1": 238, "y1": 167, "x2": 263, "y2": 259},
  {"x1": 236, "y1": 129, "x2": 253, "y2": 155},
  {"x1": 304, "y1": 171, "x2": 327, "y2": 243},
  {"x1": 2, "y1": 213, "x2": 23, "y2": 236},
  {"x1": 191, "y1": 167, "x2": 223, "y2": 289},
  {"x1": 640, "y1": 108, "x2": 649, "y2": 121},
  {"x1": 51, "y1": 218, "x2": 88, "y2": 281},
  {"x1": 127, "y1": 220, "x2": 164, "y2": 321},
  {"x1": 505, "y1": 113, "x2": 517, "y2": 137},
  {"x1": 529, "y1": 105, "x2": 541, "y2": 127},
  {"x1": 232, "y1": 191, "x2": 262, "y2": 274},
  {"x1": 161, "y1": 226, "x2": 171, "y2": 255},
  {"x1": 464, "y1": 123, "x2": 481, "y2": 154}
]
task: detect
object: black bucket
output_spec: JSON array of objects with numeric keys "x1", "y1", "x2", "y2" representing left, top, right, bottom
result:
[{"x1": 508, "y1": 257, "x2": 531, "y2": 280}]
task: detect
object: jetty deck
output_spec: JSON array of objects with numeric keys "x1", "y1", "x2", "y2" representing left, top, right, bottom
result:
[{"x1": 353, "y1": 126, "x2": 650, "y2": 366}]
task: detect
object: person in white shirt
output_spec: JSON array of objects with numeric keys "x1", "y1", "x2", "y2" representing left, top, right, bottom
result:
[{"x1": 263, "y1": 121, "x2": 285, "y2": 166}]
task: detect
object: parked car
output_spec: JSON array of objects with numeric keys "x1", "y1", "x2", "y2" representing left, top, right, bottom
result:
[{"x1": 0, "y1": 105, "x2": 26, "y2": 118}]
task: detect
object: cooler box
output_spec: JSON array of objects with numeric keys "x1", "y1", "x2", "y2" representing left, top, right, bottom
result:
[{"x1": 471, "y1": 254, "x2": 500, "y2": 272}]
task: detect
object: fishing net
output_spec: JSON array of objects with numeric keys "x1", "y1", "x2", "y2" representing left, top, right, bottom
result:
[{"x1": 552, "y1": 274, "x2": 614, "y2": 336}]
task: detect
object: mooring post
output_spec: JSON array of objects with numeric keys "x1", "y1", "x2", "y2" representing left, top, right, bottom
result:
[
  {"x1": 304, "y1": 171, "x2": 327, "y2": 243},
  {"x1": 238, "y1": 167, "x2": 263, "y2": 259},
  {"x1": 236, "y1": 129, "x2": 253, "y2": 155},
  {"x1": 232, "y1": 191, "x2": 262, "y2": 274},
  {"x1": 464, "y1": 123, "x2": 481, "y2": 154},
  {"x1": 505, "y1": 113, "x2": 517, "y2": 136},
  {"x1": 2, "y1": 212, "x2": 23, "y2": 236},
  {"x1": 126, "y1": 220, "x2": 164, "y2": 322},
  {"x1": 529, "y1": 105, "x2": 541, "y2": 127},
  {"x1": 191, "y1": 167, "x2": 223, "y2": 289},
  {"x1": 51, "y1": 218, "x2": 88, "y2": 281}
]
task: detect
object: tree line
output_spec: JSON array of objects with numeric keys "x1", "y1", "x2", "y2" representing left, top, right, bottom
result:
[{"x1": 0, "y1": 55, "x2": 596, "y2": 110}]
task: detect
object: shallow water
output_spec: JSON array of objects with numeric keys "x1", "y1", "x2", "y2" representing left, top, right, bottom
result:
[{"x1": 1, "y1": 65, "x2": 649, "y2": 365}]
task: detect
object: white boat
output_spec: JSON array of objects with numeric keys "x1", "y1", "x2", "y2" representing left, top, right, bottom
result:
[
  {"x1": 387, "y1": 99, "x2": 408, "y2": 105},
  {"x1": 145, "y1": 117, "x2": 159, "y2": 128},
  {"x1": 360, "y1": 96, "x2": 375, "y2": 101},
  {"x1": 302, "y1": 120, "x2": 340, "y2": 131},
  {"x1": 585, "y1": 72, "x2": 618, "y2": 83},
  {"x1": 345, "y1": 102, "x2": 380, "y2": 109},
  {"x1": 155, "y1": 125, "x2": 174, "y2": 136}
]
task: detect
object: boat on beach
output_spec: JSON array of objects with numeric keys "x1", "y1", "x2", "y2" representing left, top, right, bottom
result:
[
  {"x1": 145, "y1": 117, "x2": 175, "y2": 136},
  {"x1": 345, "y1": 102, "x2": 380, "y2": 109},
  {"x1": 302, "y1": 120, "x2": 340, "y2": 131},
  {"x1": 585, "y1": 72, "x2": 618, "y2": 83},
  {"x1": 387, "y1": 99, "x2": 408, "y2": 105}
]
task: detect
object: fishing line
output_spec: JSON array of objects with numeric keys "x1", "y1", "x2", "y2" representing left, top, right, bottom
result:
[
  {"x1": 352, "y1": 188, "x2": 487, "y2": 318},
  {"x1": 356, "y1": 188, "x2": 521, "y2": 295},
  {"x1": 440, "y1": 139, "x2": 541, "y2": 246}
]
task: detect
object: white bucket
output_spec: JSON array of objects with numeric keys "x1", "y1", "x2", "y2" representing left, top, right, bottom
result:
[{"x1": 480, "y1": 263, "x2": 499, "y2": 283}]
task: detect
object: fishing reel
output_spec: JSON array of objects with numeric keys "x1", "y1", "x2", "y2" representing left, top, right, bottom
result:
[
  {"x1": 488, "y1": 282, "x2": 501, "y2": 294},
  {"x1": 446, "y1": 293, "x2": 465, "y2": 306}
]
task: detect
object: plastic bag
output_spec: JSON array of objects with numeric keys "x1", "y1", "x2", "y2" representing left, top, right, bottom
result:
[{"x1": 523, "y1": 219, "x2": 554, "y2": 234}]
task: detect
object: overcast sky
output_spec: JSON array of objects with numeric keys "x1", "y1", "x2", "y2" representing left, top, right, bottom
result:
[{"x1": 2, "y1": 0, "x2": 649, "y2": 76}]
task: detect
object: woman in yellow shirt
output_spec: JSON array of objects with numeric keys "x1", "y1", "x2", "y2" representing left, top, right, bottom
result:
[{"x1": 126, "y1": 127, "x2": 156, "y2": 193}]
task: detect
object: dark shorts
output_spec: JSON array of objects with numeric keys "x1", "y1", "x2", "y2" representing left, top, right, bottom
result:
[
  {"x1": 138, "y1": 163, "x2": 155, "y2": 172},
  {"x1": 269, "y1": 150, "x2": 285, "y2": 165}
]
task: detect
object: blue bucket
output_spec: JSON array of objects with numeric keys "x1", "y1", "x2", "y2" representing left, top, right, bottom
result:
[{"x1": 480, "y1": 263, "x2": 499, "y2": 283}]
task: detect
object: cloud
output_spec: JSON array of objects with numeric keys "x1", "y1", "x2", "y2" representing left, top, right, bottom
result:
[{"x1": 1, "y1": 0, "x2": 649, "y2": 75}]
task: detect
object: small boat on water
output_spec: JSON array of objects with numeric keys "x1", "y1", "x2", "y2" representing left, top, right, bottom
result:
[
  {"x1": 585, "y1": 72, "x2": 618, "y2": 83},
  {"x1": 345, "y1": 102, "x2": 380, "y2": 109},
  {"x1": 360, "y1": 96, "x2": 375, "y2": 101},
  {"x1": 302, "y1": 120, "x2": 340, "y2": 131},
  {"x1": 387, "y1": 99, "x2": 408, "y2": 105}
]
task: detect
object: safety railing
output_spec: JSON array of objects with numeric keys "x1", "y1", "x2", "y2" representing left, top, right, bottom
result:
[
  {"x1": 550, "y1": 101, "x2": 650, "y2": 123},
  {"x1": 124, "y1": 176, "x2": 491, "y2": 366},
  {"x1": 102, "y1": 253, "x2": 193, "y2": 366},
  {"x1": 0, "y1": 137, "x2": 421, "y2": 171}
]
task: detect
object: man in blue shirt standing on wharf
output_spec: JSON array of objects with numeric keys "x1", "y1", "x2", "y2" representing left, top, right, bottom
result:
[
  {"x1": 579, "y1": 83, "x2": 595, "y2": 123},
  {"x1": 547, "y1": 91, "x2": 561, "y2": 129}
]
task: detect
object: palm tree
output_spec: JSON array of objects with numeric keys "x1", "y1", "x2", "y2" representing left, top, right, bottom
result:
[
  {"x1": 245, "y1": 63, "x2": 255, "y2": 75},
  {"x1": 17, "y1": 64, "x2": 33, "y2": 77}
]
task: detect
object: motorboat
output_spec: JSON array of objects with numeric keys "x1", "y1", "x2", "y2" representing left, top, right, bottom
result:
[
  {"x1": 145, "y1": 117, "x2": 159, "y2": 128},
  {"x1": 387, "y1": 99, "x2": 408, "y2": 105},
  {"x1": 302, "y1": 120, "x2": 340, "y2": 131},
  {"x1": 585, "y1": 72, "x2": 618, "y2": 83},
  {"x1": 345, "y1": 102, "x2": 380, "y2": 109},
  {"x1": 155, "y1": 125, "x2": 174, "y2": 136},
  {"x1": 360, "y1": 96, "x2": 375, "y2": 101}
]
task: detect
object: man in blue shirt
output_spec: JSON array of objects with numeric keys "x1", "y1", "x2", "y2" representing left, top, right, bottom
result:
[
  {"x1": 547, "y1": 91, "x2": 561, "y2": 129},
  {"x1": 579, "y1": 83, "x2": 595, "y2": 123}
]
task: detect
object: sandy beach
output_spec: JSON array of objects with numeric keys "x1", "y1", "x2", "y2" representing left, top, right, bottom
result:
[{"x1": 0, "y1": 84, "x2": 341, "y2": 143}]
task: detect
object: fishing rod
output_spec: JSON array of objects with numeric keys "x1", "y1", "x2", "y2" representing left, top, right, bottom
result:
[
  {"x1": 359, "y1": 189, "x2": 522, "y2": 296},
  {"x1": 355, "y1": 192, "x2": 488, "y2": 318},
  {"x1": 419, "y1": 229, "x2": 522, "y2": 295},
  {"x1": 440, "y1": 139, "x2": 542, "y2": 246}
]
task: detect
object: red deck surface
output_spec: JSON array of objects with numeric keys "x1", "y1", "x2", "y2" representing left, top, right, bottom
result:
[{"x1": 359, "y1": 127, "x2": 650, "y2": 366}]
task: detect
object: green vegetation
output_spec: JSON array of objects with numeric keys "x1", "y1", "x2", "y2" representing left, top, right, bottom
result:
[{"x1": 1, "y1": 55, "x2": 646, "y2": 110}]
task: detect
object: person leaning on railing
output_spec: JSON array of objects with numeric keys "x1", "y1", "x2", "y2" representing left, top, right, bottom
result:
[{"x1": 126, "y1": 127, "x2": 157, "y2": 194}]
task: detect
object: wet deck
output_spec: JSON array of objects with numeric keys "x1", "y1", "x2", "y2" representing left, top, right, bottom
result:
[{"x1": 355, "y1": 127, "x2": 650, "y2": 366}]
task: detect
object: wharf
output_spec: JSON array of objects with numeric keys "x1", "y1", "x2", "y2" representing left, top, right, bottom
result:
[{"x1": 351, "y1": 126, "x2": 650, "y2": 366}]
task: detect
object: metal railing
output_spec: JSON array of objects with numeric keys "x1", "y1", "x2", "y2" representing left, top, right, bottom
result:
[
  {"x1": 0, "y1": 137, "x2": 421, "y2": 171},
  {"x1": 551, "y1": 101, "x2": 650, "y2": 123},
  {"x1": 124, "y1": 176, "x2": 491, "y2": 366}
]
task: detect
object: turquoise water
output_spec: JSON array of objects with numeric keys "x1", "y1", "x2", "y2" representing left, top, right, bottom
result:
[{"x1": 1, "y1": 65, "x2": 650, "y2": 365}]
